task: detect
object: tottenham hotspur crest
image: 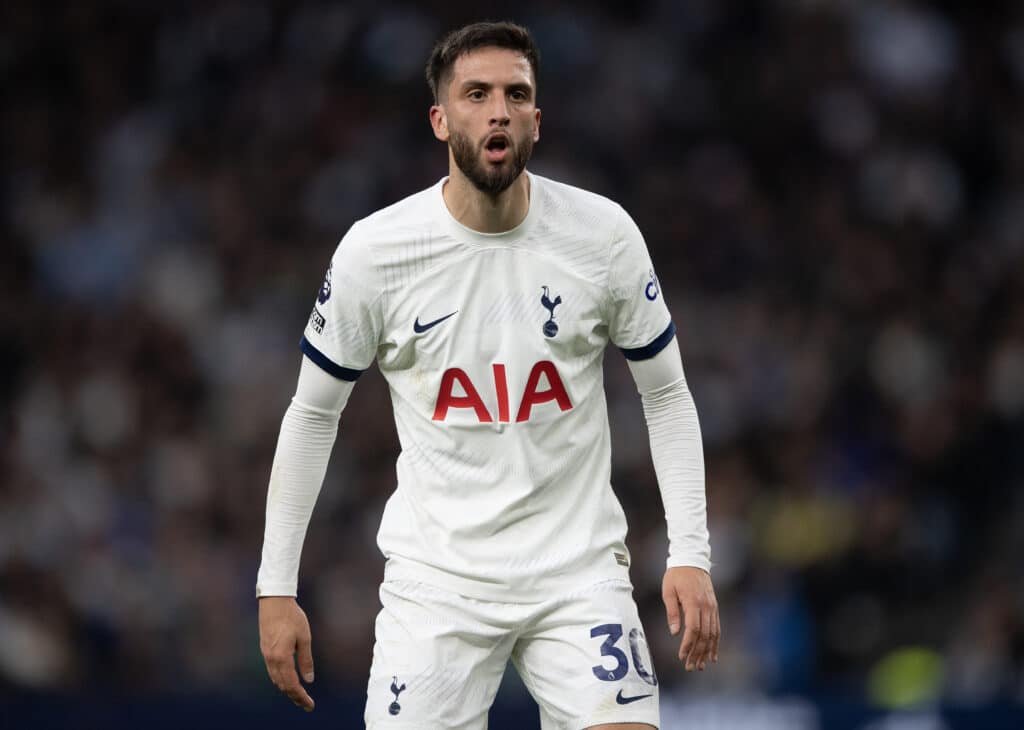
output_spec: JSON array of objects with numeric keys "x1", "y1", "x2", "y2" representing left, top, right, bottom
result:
[
  {"x1": 540, "y1": 286, "x2": 562, "y2": 337},
  {"x1": 389, "y1": 676, "x2": 407, "y2": 716}
]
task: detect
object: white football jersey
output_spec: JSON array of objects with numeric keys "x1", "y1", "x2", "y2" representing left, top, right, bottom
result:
[{"x1": 302, "y1": 172, "x2": 675, "y2": 601}]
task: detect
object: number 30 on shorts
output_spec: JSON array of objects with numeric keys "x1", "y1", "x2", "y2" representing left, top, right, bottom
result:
[{"x1": 589, "y1": 624, "x2": 658, "y2": 686}]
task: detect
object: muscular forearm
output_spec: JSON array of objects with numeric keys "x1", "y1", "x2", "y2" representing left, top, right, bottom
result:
[
  {"x1": 256, "y1": 357, "x2": 354, "y2": 596},
  {"x1": 627, "y1": 338, "x2": 711, "y2": 572}
]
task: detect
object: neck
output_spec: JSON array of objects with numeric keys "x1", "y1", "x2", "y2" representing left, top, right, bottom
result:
[{"x1": 442, "y1": 164, "x2": 530, "y2": 234}]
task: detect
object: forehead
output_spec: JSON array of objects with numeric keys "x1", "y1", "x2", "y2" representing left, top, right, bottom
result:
[{"x1": 449, "y1": 47, "x2": 534, "y2": 87}]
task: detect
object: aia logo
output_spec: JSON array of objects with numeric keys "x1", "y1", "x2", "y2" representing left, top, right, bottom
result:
[{"x1": 433, "y1": 361, "x2": 573, "y2": 423}]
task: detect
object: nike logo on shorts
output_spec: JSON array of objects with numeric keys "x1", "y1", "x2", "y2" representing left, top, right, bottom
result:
[
  {"x1": 615, "y1": 690, "x2": 653, "y2": 704},
  {"x1": 413, "y1": 311, "x2": 458, "y2": 333}
]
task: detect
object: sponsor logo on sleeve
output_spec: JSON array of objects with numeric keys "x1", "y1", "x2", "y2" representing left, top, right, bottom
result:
[
  {"x1": 645, "y1": 269, "x2": 660, "y2": 301},
  {"x1": 309, "y1": 307, "x2": 325, "y2": 334},
  {"x1": 318, "y1": 263, "x2": 332, "y2": 304}
]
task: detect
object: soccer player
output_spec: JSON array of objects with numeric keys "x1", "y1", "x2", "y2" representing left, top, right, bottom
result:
[{"x1": 257, "y1": 21, "x2": 719, "y2": 730}]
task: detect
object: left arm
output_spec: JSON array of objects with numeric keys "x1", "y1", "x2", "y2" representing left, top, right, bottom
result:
[{"x1": 627, "y1": 336, "x2": 720, "y2": 671}]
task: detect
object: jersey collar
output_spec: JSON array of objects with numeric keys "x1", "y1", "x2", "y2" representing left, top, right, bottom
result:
[{"x1": 436, "y1": 170, "x2": 542, "y2": 246}]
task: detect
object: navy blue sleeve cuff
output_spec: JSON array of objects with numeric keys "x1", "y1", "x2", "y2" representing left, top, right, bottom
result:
[
  {"x1": 300, "y1": 336, "x2": 365, "y2": 381},
  {"x1": 619, "y1": 321, "x2": 677, "y2": 361}
]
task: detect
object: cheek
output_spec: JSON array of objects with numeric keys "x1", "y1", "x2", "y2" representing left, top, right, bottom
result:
[{"x1": 447, "y1": 114, "x2": 476, "y2": 138}]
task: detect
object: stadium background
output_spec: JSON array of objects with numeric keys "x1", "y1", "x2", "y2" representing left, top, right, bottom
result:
[{"x1": 2, "y1": 1, "x2": 1023, "y2": 728}]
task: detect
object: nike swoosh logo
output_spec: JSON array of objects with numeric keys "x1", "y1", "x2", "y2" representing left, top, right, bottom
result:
[
  {"x1": 615, "y1": 690, "x2": 653, "y2": 705},
  {"x1": 413, "y1": 311, "x2": 458, "y2": 333}
]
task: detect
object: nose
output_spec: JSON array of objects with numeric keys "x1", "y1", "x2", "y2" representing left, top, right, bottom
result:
[{"x1": 489, "y1": 96, "x2": 510, "y2": 127}]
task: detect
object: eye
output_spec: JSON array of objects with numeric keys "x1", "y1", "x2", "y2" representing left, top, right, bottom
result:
[
  {"x1": 510, "y1": 90, "x2": 528, "y2": 102},
  {"x1": 468, "y1": 89, "x2": 485, "y2": 101}
]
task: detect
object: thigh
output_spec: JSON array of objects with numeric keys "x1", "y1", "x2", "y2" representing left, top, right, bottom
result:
[
  {"x1": 365, "y1": 580, "x2": 514, "y2": 730},
  {"x1": 512, "y1": 581, "x2": 660, "y2": 730}
]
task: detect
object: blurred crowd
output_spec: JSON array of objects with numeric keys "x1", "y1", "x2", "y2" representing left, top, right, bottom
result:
[{"x1": 2, "y1": 0, "x2": 1023, "y2": 713}]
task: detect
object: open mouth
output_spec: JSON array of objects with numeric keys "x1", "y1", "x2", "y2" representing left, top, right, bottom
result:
[{"x1": 484, "y1": 134, "x2": 510, "y2": 162}]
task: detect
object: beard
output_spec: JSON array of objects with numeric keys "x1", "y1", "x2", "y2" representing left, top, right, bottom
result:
[{"x1": 449, "y1": 128, "x2": 534, "y2": 196}]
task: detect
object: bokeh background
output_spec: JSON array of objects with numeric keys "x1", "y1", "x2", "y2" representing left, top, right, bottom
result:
[{"x1": 2, "y1": 1, "x2": 1024, "y2": 728}]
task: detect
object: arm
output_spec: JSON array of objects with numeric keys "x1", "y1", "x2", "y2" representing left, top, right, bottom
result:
[
  {"x1": 257, "y1": 355, "x2": 355, "y2": 712},
  {"x1": 627, "y1": 337, "x2": 720, "y2": 671}
]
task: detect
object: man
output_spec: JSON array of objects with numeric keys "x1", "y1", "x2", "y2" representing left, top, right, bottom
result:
[{"x1": 257, "y1": 21, "x2": 719, "y2": 730}]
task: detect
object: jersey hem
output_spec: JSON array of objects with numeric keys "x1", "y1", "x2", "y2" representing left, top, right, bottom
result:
[
  {"x1": 570, "y1": 711, "x2": 660, "y2": 730},
  {"x1": 666, "y1": 555, "x2": 712, "y2": 573},
  {"x1": 300, "y1": 336, "x2": 364, "y2": 381},
  {"x1": 255, "y1": 583, "x2": 298, "y2": 598},
  {"x1": 382, "y1": 556, "x2": 633, "y2": 604},
  {"x1": 620, "y1": 321, "x2": 677, "y2": 361}
]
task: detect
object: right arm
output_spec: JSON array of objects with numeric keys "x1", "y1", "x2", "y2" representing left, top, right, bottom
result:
[
  {"x1": 258, "y1": 225, "x2": 380, "y2": 710},
  {"x1": 256, "y1": 355, "x2": 355, "y2": 712}
]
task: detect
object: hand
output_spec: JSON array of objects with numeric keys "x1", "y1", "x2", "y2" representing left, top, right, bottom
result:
[
  {"x1": 662, "y1": 566, "x2": 720, "y2": 671},
  {"x1": 259, "y1": 596, "x2": 316, "y2": 712}
]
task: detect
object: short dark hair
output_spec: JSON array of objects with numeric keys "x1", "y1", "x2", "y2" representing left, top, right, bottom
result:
[{"x1": 425, "y1": 21, "x2": 540, "y2": 104}]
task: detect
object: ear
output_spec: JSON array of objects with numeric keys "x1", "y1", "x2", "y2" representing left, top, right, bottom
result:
[
  {"x1": 533, "y1": 108, "x2": 541, "y2": 143},
  {"x1": 429, "y1": 105, "x2": 449, "y2": 142}
]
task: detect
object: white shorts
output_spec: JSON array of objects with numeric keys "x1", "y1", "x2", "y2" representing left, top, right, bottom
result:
[{"x1": 364, "y1": 578, "x2": 660, "y2": 730}]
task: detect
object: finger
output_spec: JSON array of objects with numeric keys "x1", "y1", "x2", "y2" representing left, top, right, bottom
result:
[
  {"x1": 662, "y1": 584, "x2": 682, "y2": 636},
  {"x1": 264, "y1": 653, "x2": 286, "y2": 693},
  {"x1": 699, "y1": 608, "x2": 713, "y2": 670},
  {"x1": 266, "y1": 653, "x2": 315, "y2": 712},
  {"x1": 689, "y1": 607, "x2": 710, "y2": 671},
  {"x1": 297, "y1": 633, "x2": 315, "y2": 684},
  {"x1": 280, "y1": 663, "x2": 315, "y2": 712},
  {"x1": 710, "y1": 605, "x2": 721, "y2": 663},
  {"x1": 696, "y1": 599, "x2": 719, "y2": 669},
  {"x1": 699, "y1": 605, "x2": 717, "y2": 669},
  {"x1": 701, "y1": 603, "x2": 721, "y2": 669},
  {"x1": 678, "y1": 607, "x2": 702, "y2": 670}
]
